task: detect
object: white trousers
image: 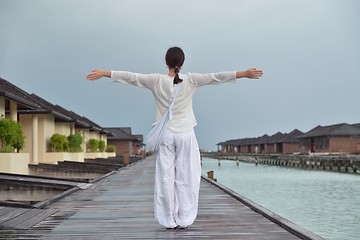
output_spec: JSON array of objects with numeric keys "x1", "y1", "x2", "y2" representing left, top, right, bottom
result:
[{"x1": 154, "y1": 129, "x2": 201, "y2": 228}]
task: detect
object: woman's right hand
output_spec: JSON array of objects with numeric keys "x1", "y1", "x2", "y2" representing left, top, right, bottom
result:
[{"x1": 86, "y1": 69, "x2": 111, "y2": 81}]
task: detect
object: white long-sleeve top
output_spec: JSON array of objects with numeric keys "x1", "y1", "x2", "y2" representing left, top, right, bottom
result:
[{"x1": 111, "y1": 71, "x2": 237, "y2": 133}]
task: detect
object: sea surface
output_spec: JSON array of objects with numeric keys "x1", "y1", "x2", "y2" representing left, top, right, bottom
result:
[{"x1": 201, "y1": 157, "x2": 360, "y2": 240}]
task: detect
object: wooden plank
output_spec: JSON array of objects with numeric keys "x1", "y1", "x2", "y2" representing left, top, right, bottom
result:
[
  {"x1": 0, "y1": 207, "x2": 17, "y2": 217},
  {"x1": 0, "y1": 208, "x2": 29, "y2": 225},
  {"x1": 6, "y1": 209, "x2": 57, "y2": 230},
  {"x1": 0, "y1": 207, "x2": 57, "y2": 230}
]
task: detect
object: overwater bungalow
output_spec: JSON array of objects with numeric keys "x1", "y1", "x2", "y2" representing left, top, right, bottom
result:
[
  {"x1": 263, "y1": 132, "x2": 284, "y2": 154},
  {"x1": 218, "y1": 123, "x2": 360, "y2": 156},
  {"x1": 297, "y1": 123, "x2": 360, "y2": 154},
  {"x1": 275, "y1": 129, "x2": 303, "y2": 154}
]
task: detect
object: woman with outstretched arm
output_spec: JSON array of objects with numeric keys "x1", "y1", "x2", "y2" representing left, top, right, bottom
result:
[{"x1": 86, "y1": 46, "x2": 263, "y2": 229}]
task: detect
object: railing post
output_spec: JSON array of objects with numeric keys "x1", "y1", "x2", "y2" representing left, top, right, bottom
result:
[{"x1": 207, "y1": 170, "x2": 214, "y2": 179}]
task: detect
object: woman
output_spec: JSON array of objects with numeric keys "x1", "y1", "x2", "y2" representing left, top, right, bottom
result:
[{"x1": 86, "y1": 46, "x2": 263, "y2": 229}]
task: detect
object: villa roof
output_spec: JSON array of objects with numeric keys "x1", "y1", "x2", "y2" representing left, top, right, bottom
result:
[
  {"x1": 105, "y1": 127, "x2": 142, "y2": 141},
  {"x1": 267, "y1": 132, "x2": 285, "y2": 144},
  {"x1": 53, "y1": 105, "x2": 92, "y2": 129},
  {"x1": 218, "y1": 134, "x2": 270, "y2": 146},
  {"x1": 1, "y1": 78, "x2": 114, "y2": 136},
  {"x1": 28, "y1": 95, "x2": 109, "y2": 134},
  {"x1": 277, "y1": 129, "x2": 303, "y2": 143},
  {"x1": 78, "y1": 115, "x2": 110, "y2": 134},
  {"x1": 255, "y1": 134, "x2": 271, "y2": 144},
  {"x1": 219, "y1": 139, "x2": 240, "y2": 146},
  {"x1": 218, "y1": 130, "x2": 303, "y2": 147},
  {"x1": 0, "y1": 78, "x2": 40, "y2": 110},
  {"x1": 29, "y1": 94, "x2": 73, "y2": 121},
  {"x1": 298, "y1": 123, "x2": 360, "y2": 138},
  {"x1": 244, "y1": 137, "x2": 258, "y2": 145}
]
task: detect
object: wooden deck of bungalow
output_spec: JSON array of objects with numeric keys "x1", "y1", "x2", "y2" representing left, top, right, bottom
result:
[{"x1": 3, "y1": 156, "x2": 324, "y2": 240}]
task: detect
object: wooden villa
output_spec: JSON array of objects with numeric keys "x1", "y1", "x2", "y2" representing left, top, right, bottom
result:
[
  {"x1": 218, "y1": 123, "x2": 360, "y2": 155},
  {"x1": 297, "y1": 123, "x2": 360, "y2": 154},
  {"x1": 0, "y1": 77, "x2": 143, "y2": 174},
  {"x1": 105, "y1": 127, "x2": 144, "y2": 158}
]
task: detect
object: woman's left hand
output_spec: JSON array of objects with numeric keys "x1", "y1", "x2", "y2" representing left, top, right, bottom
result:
[{"x1": 245, "y1": 68, "x2": 263, "y2": 79}]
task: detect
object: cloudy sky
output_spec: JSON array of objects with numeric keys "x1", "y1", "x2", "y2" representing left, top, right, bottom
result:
[{"x1": 1, "y1": 0, "x2": 359, "y2": 151}]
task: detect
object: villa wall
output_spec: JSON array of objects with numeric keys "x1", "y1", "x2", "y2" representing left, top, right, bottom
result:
[
  {"x1": 282, "y1": 143, "x2": 301, "y2": 154},
  {"x1": 81, "y1": 129, "x2": 90, "y2": 152},
  {"x1": 55, "y1": 122, "x2": 72, "y2": 136},
  {"x1": 330, "y1": 136, "x2": 360, "y2": 153},
  {"x1": 38, "y1": 114, "x2": 55, "y2": 163},
  {"x1": 19, "y1": 114, "x2": 34, "y2": 162}
]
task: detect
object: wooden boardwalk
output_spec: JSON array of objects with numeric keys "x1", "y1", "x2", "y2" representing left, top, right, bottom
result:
[{"x1": 5, "y1": 157, "x2": 323, "y2": 239}]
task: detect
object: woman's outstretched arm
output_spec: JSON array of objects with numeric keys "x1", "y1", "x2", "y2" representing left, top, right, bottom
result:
[
  {"x1": 86, "y1": 69, "x2": 159, "y2": 89},
  {"x1": 189, "y1": 68, "x2": 263, "y2": 87},
  {"x1": 86, "y1": 69, "x2": 111, "y2": 81},
  {"x1": 236, "y1": 68, "x2": 263, "y2": 79}
]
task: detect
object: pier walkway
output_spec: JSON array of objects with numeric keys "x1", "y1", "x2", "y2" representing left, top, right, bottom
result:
[{"x1": 8, "y1": 157, "x2": 322, "y2": 239}]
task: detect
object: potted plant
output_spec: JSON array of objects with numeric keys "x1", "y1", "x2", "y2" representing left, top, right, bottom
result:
[
  {"x1": 46, "y1": 133, "x2": 70, "y2": 164},
  {"x1": 68, "y1": 133, "x2": 83, "y2": 152},
  {"x1": 98, "y1": 140, "x2": 106, "y2": 152},
  {"x1": 50, "y1": 133, "x2": 69, "y2": 152},
  {"x1": 106, "y1": 144, "x2": 116, "y2": 153},
  {"x1": 0, "y1": 118, "x2": 25, "y2": 153},
  {"x1": 106, "y1": 144, "x2": 117, "y2": 157},
  {"x1": 0, "y1": 118, "x2": 29, "y2": 174},
  {"x1": 88, "y1": 139, "x2": 99, "y2": 152}
]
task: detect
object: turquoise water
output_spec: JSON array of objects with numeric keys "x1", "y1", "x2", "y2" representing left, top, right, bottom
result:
[{"x1": 201, "y1": 158, "x2": 360, "y2": 240}]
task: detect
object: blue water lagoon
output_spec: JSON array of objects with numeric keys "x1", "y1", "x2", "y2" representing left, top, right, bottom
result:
[{"x1": 201, "y1": 158, "x2": 360, "y2": 240}]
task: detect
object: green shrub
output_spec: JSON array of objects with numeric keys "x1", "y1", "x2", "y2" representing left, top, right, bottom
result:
[
  {"x1": 106, "y1": 144, "x2": 116, "y2": 153},
  {"x1": 0, "y1": 118, "x2": 25, "y2": 153},
  {"x1": 98, "y1": 140, "x2": 106, "y2": 152},
  {"x1": 0, "y1": 145, "x2": 15, "y2": 153},
  {"x1": 88, "y1": 139, "x2": 99, "y2": 152},
  {"x1": 50, "y1": 133, "x2": 69, "y2": 152},
  {"x1": 68, "y1": 133, "x2": 83, "y2": 152}
]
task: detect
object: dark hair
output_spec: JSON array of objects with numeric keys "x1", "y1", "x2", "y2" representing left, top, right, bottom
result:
[{"x1": 165, "y1": 47, "x2": 185, "y2": 84}]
